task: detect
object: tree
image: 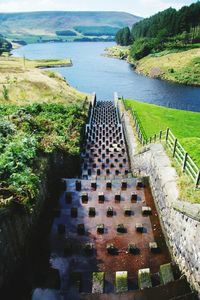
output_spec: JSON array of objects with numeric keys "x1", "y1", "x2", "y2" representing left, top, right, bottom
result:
[
  {"x1": 130, "y1": 38, "x2": 153, "y2": 60},
  {"x1": 122, "y1": 27, "x2": 132, "y2": 46}
]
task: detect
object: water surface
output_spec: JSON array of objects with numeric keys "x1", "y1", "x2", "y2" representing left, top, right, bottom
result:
[{"x1": 13, "y1": 42, "x2": 200, "y2": 112}]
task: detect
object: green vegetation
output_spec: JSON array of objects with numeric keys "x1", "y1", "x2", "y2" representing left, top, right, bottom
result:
[
  {"x1": 92, "y1": 272, "x2": 104, "y2": 293},
  {"x1": 124, "y1": 99, "x2": 200, "y2": 167},
  {"x1": 0, "y1": 102, "x2": 87, "y2": 210},
  {"x1": 74, "y1": 26, "x2": 120, "y2": 36},
  {"x1": 0, "y1": 56, "x2": 88, "y2": 211},
  {"x1": 136, "y1": 48, "x2": 200, "y2": 86},
  {"x1": 124, "y1": 99, "x2": 200, "y2": 202},
  {"x1": 115, "y1": 27, "x2": 132, "y2": 46},
  {"x1": 105, "y1": 45, "x2": 130, "y2": 60},
  {"x1": 7, "y1": 33, "x2": 115, "y2": 44},
  {"x1": 116, "y1": 2, "x2": 200, "y2": 61},
  {"x1": 0, "y1": 37, "x2": 12, "y2": 55},
  {"x1": 131, "y1": 3, "x2": 200, "y2": 40},
  {"x1": 159, "y1": 263, "x2": 174, "y2": 285},
  {"x1": 56, "y1": 30, "x2": 77, "y2": 36},
  {"x1": 138, "y1": 269, "x2": 152, "y2": 290},
  {"x1": 115, "y1": 271, "x2": 128, "y2": 293},
  {"x1": 113, "y1": 3, "x2": 200, "y2": 86}
]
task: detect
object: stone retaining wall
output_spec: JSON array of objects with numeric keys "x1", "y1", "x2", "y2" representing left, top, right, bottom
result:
[
  {"x1": 117, "y1": 98, "x2": 200, "y2": 295},
  {"x1": 0, "y1": 151, "x2": 81, "y2": 290}
]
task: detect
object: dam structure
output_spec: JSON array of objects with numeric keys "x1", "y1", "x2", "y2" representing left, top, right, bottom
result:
[{"x1": 46, "y1": 96, "x2": 196, "y2": 299}]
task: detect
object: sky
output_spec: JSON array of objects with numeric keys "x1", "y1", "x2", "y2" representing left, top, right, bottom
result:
[{"x1": 0, "y1": 0, "x2": 197, "y2": 17}]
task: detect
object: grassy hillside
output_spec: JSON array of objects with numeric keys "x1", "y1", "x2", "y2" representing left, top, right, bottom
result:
[
  {"x1": 106, "y1": 45, "x2": 200, "y2": 86},
  {"x1": 136, "y1": 48, "x2": 200, "y2": 86},
  {"x1": 0, "y1": 55, "x2": 88, "y2": 210},
  {"x1": 124, "y1": 99, "x2": 200, "y2": 167},
  {"x1": 0, "y1": 57, "x2": 86, "y2": 104},
  {"x1": 0, "y1": 11, "x2": 142, "y2": 44}
]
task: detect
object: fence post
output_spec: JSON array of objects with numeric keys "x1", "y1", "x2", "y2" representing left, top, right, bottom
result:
[
  {"x1": 166, "y1": 128, "x2": 170, "y2": 143},
  {"x1": 154, "y1": 134, "x2": 156, "y2": 143},
  {"x1": 150, "y1": 136, "x2": 152, "y2": 143},
  {"x1": 159, "y1": 130, "x2": 162, "y2": 140},
  {"x1": 173, "y1": 138, "x2": 178, "y2": 157},
  {"x1": 135, "y1": 120, "x2": 138, "y2": 132},
  {"x1": 196, "y1": 170, "x2": 200, "y2": 188},
  {"x1": 182, "y1": 152, "x2": 188, "y2": 171}
]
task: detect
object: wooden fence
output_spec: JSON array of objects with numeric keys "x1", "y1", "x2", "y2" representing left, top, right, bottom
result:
[{"x1": 122, "y1": 99, "x2": 200, "y2": 187}]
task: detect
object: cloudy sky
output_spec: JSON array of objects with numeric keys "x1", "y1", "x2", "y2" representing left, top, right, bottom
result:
[{"x1": 0, "y1": 0, "x2": 196, "y2": 17}]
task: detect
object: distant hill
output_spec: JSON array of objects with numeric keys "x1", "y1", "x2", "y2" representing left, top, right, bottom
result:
[{"x1": 0, "y1": 11, "x2": 142, "y2": 43}]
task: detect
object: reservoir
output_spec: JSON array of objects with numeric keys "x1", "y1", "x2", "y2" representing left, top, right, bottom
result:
[{"x1": 13, "y1": 42, "x2": 200, "y2": 112}]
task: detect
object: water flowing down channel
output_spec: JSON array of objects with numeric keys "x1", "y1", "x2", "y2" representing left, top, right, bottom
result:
[{"x1": 32, "y1": 96, "x2": 195, "y2": 300}]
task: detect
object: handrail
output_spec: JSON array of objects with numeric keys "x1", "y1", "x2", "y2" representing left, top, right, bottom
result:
[{"x1": 121, "y1": 98, "x2": 200, "y2": 188}]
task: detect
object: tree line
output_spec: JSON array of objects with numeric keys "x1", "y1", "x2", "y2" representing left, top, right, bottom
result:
[{"x1": 115, "y1": 1, "x2": 200, "y2": 59}]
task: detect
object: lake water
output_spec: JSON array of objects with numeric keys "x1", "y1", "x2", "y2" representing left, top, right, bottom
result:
[{"x1": 12, "y1": 42, "x2": 200, "y2": 112}]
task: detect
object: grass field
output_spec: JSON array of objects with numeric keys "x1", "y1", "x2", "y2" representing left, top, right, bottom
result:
[
  {"x1": 124, "y1": 99, "x2": 200, "y2": 167},
  {"x1": 0, "y1": 56, "x2": 86, "y2": 105}
]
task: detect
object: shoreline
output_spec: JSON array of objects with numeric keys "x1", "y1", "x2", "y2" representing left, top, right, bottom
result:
[
  {"x1": 0, "y1": 56, "x2": 87, "y2": 104},
  {"x1": 37, "y1": 60, "x2": 73, "y2": 69},
  {"x1": 105, "y1": 46, "x2": 200, "y2": 87}
]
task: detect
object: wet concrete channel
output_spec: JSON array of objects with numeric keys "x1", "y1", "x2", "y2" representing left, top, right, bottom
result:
[{"x1": 31, "y1": 99, "x2": 196, "y2": 300}]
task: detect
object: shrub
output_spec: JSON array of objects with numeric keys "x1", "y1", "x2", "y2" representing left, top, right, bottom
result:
[
  {"x1": 0, "y1": 102, "x2": 87, "y2": 209},
  {"x1": 130, "y1": 38, "x2": 155, "y2": 60}
]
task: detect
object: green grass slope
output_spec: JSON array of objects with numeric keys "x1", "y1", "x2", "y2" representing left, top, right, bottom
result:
[
  {"x1": 136, "y1": 48, "x2": 200, "y2": 86},
  {"x1": 124, "y1": 100, "x2": 200, "y2": 167}
]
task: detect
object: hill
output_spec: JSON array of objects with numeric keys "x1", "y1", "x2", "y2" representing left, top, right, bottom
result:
[
  {"x1": 135, "y1": 48, "x2": 200, "y2": 86},
  {"x1": 0, "y1": 56, "x2": 86, "y2": 104},
  {"x1": 115, "y1": 2, "x2": 200, "y2": 54},
  {"x1": 113, "y1": 2, "x2": 200, "y2": 86},
  {"x1": 0, "y1": 11, "x2": 142, "y2": 44}
]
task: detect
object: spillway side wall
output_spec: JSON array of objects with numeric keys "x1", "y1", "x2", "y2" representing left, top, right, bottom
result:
[
  {"x1": 0, "y1": 151, "x2": 81, "y2": 290},
  {"x1": 117, "y1": 98, "x2": 200, "y2": 295}
]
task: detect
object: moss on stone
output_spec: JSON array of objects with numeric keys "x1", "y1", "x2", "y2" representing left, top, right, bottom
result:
[
  {"x1": 138, "y1": 268, "x2": 152, "y2": 290},
  {"x1": 92, "y1": 272, "x2": 104, "y2": 293},
  {"x1": 160, "y1": 263, "x2": 174, "y2": 285},
  {"x1": 116, "y1": 271, "x2": 128, "y2": 293}
]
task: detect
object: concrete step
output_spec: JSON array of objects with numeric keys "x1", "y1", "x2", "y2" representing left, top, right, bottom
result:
[{"x1": 79, "y1": 278, "x2": 193, "y2": 300}]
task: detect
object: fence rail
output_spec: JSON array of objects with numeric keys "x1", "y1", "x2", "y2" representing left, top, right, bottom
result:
[{"x1": 121, "y1": 99, "x2": 200, "y2": 187}]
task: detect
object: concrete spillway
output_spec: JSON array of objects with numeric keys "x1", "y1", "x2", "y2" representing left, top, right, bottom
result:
[{"x1": 32, "y1": 98, "x2": 196, "y2": 300}]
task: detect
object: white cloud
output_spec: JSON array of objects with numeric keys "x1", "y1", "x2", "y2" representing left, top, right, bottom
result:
[{"x1": 0, "y1": 0, "x2": 196, "y2": 17}]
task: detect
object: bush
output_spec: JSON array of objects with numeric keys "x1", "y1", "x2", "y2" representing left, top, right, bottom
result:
[
  {"x1": 0, "y1": 102, "x2": 87, "y2": 209},
  {"x1": 130, "y1": 38, "x2": 154, "y2": 60}
]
